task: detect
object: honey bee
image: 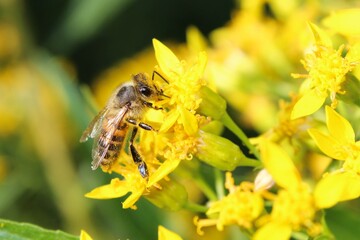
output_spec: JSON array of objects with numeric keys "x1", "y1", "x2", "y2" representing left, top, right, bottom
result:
[{"x1": 80, "y1": 72, "x2": 164, "y2": 178}]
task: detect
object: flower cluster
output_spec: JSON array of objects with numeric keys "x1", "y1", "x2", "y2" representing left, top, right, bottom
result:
[
  {"x1": 83, "y1": 6, "x2": 360, "y2": 240},
  {"x1": 86, "y1": 39, "x2": 249, "y2": 211}
]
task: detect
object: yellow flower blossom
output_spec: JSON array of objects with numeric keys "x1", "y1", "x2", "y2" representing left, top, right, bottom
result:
[
  {"x1": 308, "y1": 106, "x2": 360, "y2": 208},
  {"x1": 291, "y1": 23, "x2": 359, "y2": 119},
  {"x1": 252, "y1": 98, "x2": 312, "y2": 145},
  {"x1": 85, "y1": 155, "x2": 188, "y2": 210},
  {"x1": 144, "y1": 39, "x2": 208, "y2": 186},
  {"x1": 85, "y1": 161, "x2": 147, "y2": 209},
  {"x1": 152, "y1": 38, "x2": 207, "y2": 136},
  {"x1": 148, "y1": 39, "x2": 249, "y2": 184},
  {"x1": 158, "y1": 226, "x2": 183, "y2": 240},
  {"x1": 254, "y1": 140, "x2": 322, "y2": 240},
  {"x1": 195, "y1": 172, "x2": 264, "y2": 235},
  {"x1": 308, "y1": 106, "x2": 359, "y2": 162}
]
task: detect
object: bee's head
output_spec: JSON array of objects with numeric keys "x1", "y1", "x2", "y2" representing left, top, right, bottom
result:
[{"x1": 133, "y1": 73, "x2": 162, "y2": 102}]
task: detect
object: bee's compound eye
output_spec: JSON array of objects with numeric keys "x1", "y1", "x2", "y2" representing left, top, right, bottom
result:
[{"x1": 139, "y1": 86, "x2": 152, "y2": 97}]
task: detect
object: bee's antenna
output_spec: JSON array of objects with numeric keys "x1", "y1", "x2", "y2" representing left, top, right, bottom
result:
[
  {"x1": 152, "y1": 70, "x2": 169, "y2": 84},
  {"x1": 152, "y1": 70, "x2": 170, "y2": 98}
]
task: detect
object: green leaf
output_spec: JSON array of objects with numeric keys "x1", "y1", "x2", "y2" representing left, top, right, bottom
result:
[
  {"x1": 0, "y1": 219, "x2": 79, "y2": 240},
  {"x1": 325, "y1": 203, "x2": 360, "y2": 240}
]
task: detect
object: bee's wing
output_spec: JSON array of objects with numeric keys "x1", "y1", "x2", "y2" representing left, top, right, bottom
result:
[
  {"x1": 90, "y1": 106, "x2": 129, "y2": 170},
  {"x1": 80, "y1": 108, "x2": 109, "y2": 142}
]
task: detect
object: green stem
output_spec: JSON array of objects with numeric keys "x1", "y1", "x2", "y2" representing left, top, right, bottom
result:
[
  {"x1": 241, "y1": 157, "x2": 262, "y2": 168},
  {"x1": 183, "y1": 201, "x2": 208, "y2": 213},
  {"x1": 214, "y1": 168, "x2": 225, "y2": 199},
  {"x1": 221, "y1": 112, "x2": 261, "y2": 160},
  {"x1": 193, "y1": 174, "x2": 217, "y2": 201}
]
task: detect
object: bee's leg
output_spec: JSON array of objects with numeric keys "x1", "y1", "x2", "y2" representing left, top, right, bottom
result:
[
  {"x1": 142, "y1": 101, "x2": 163, "y2": 110},
  {"x1": 126, "y1": 118, "x2": 155, "y2": 131},
  {"x1": 129, "y1": 127, "x2": 148, "y2": 178}
]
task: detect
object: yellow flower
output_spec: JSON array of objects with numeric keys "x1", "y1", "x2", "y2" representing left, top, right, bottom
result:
[
  {"x1": 85, "y1": 159, "x2": 188, "y2": 210},
  {"x1": 85, "y1": 162, "x2": 147, "y2": 209},
  {"x1": 308, "y1": 106, "x2": 359, "y2": 161},
  {"x1": 254, "y1": 140, "x2": 322, "y2": 240},
  {"x1": 158, "y1": 226, "x2": 183, "y2": 240},
  {"x1": 252, "y1": 98, "x2": 312, "y2": 145},
  {"x1": 308, "y1": 106, "x2": 360, "y2": 208},
  {"x1": 291, "y1": 23, "x2": 359, "y2": 119},
  {"x1": 195, "y1": 172, "x2": 264, "y2": 235},
  {"x1": 148, "y1": 39, "x2": 249, "y2": 185},
  {"x1": 139, "y1": 39, "x2": 208, "y2": 188},
  {"x1": 153, "y1": 38, "x2": 207, "y2": 136}
]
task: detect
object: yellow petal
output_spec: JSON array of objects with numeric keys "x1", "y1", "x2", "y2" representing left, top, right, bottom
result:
[
  {"x1": 153, "y1": 38, "x2": 183, "y2": 79},
  {"x1": 326, "y1": 106, "x2": 355, "y2": 144},
  {"x1": 308, "y1": 128, "x2": 347, "y2": 161},
  {"x1": 85, "y1": 178, "x2": 129, "y2": 199},
  {"x1": 194, "y1": 51, "x2": 208, "y2": 80},
  {"x1": 186, "y1": 26, "x2": 207, "y2": 52},
  {"x1": 308, "y1": 22, "x2": 332, "y2": 48},
  {"x1": 322, "y1": 9, "x2": 360, "y2": 37},
  {"x1": 260, "y1": 140, "x2": 301, "y2": 190},
  {"x1": 291, "y1": 90, "x2": 326, "y2": 119},
  {"x1": 158, "y1": 226, "x2": 183, "y2": 240},
  {"x1": 180, "y1": 107, "x2": 198, "y2": 136},
  {"x1": 80, "y1": 230, "x2": 93, "y2": 240},
  {"x1": 345, "y1": 41, "x2": 360, "y2": 63},
  {"x1": 159, "y1": 109, "x2": 179, "y2": 133},
  {"x1": 122, "y1": 189, "x2": 144, "y2": 209},
  {"x1": 337, "y1": 172, "x2": 360, "y2": 201},
  {"x1": 253, "y1": 222, "x2": 292, "y2": 240},
  {"x1": 147, "y1": 158, "x2": 181, "y2": 187},
  {"x1": 314, "y1": 172, "x2": 360, "y2": 208}
]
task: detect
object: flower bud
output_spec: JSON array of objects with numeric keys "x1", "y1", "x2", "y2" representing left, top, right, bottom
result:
[
  {"x1": 145, "y1": 179, "x2": 188, "y2": 211},
  {"x1": 254, "y1": 169, "x2": 275, "y2": 192},
  {"x1": 195, "y1": 131, "x2": 248, "y2": 171},
  {"x1": 197, "y1": 86, "x2": 226, "y2": 120}
]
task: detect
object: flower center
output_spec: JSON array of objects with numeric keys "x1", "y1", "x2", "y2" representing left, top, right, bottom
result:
[
  {"x1": 304, "y1": 45, "x2": 353, "y2": 104},
  {"x1": 271, "y1": 184, "x2": 316, "y2": 231}
]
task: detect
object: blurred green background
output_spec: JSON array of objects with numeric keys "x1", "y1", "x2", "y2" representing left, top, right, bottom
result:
[{"x1": 0, "y1": 0, "x2": 234, "y2": 239}]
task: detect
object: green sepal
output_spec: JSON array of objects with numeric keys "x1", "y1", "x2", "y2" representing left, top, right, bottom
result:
[
  {"x1": 196, "y1": 131, "x2": 261, "y2": 171},
  {"x1": 145, "y1": 178, "x2": 188, "y2": 211},
  {"x1": 198, "y1": 86, "x2": 227, "y2": 120}
]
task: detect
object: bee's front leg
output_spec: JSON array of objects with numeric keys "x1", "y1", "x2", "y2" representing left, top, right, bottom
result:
[
  {"x1": 129, "y1": 127, "x2": 148, "y2": 178},
  {"x1": 126, "y1": 118, "x2": 154, "y2": 131}
]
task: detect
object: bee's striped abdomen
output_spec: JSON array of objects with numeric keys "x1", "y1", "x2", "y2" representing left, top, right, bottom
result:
[{"x1": 96, "y1": 122, "x2": 129, "y2": 169}]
